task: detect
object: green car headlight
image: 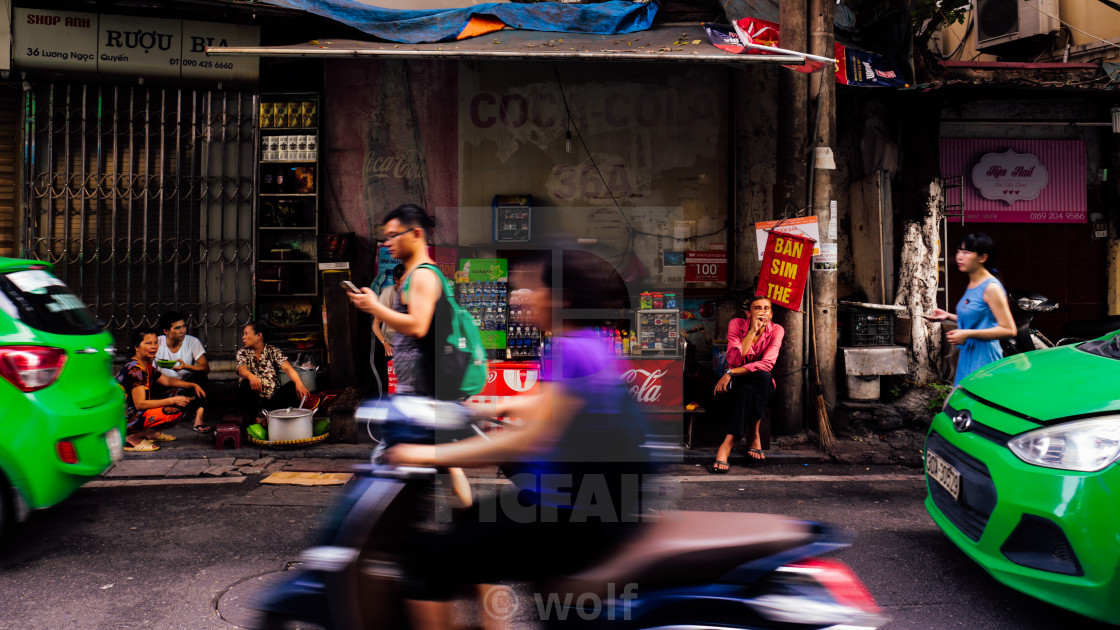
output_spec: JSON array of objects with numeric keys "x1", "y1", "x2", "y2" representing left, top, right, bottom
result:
[{"x1": 1008, "y1": 417, "x2": 1120, "y2": 472}]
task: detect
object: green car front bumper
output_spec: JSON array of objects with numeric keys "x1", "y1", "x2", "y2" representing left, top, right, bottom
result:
[{"x1": 925, "y1": 407, "x2": 1120, "y2": 625}]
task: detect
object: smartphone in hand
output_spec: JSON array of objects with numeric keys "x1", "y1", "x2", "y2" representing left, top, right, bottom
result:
[{"x1": 340, "y1": 280, "x2": 362, "y2": 294}]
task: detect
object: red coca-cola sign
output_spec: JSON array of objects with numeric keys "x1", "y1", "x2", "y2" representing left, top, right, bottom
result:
[{"x1": 616, "y1": 358, "x2": 682, "y2": 408}]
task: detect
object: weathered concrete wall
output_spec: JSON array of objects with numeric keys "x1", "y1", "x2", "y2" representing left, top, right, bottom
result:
[
  {"x1": 323, "y1": 59, "x2": 459, "y2": 283},
  {"x1": 733, "y1": 63, "x2": 781, "y2": 290}
]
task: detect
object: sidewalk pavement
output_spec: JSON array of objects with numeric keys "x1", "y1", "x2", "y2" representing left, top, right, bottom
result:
[{"x1": 103, "y1": 415, "x2": 925, "y2": 480}]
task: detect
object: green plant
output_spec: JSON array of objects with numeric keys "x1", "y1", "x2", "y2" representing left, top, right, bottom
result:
[{"x1": 927, "y1": 381, "x2": 954, "y2": 410}]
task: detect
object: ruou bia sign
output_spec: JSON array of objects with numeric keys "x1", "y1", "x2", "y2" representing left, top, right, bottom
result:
[{"x1": 13, "y1": 9, "x2": 259, "y2": 85}]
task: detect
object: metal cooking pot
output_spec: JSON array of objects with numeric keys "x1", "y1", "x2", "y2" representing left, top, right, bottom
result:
[{"x1": 263, "y1": 407, "x2": 314, "y2": 442}]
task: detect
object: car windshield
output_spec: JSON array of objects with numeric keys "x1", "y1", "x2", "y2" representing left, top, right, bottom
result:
[
  {"x1": 0, "y1": 268, "x2": 103, "y2": 335},
  {"x1": 1077, "y1": 335, "x2": 1120, "y2": 360}
]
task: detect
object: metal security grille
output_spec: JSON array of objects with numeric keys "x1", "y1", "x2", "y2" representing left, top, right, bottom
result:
[{"x1": 22, "y1": 83, "x2": 256, "y2": 356}]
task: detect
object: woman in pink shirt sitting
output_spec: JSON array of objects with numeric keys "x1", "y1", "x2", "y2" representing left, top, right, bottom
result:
[{"x1": 711, "y1": 296, "x2": 784, "y2": 472}]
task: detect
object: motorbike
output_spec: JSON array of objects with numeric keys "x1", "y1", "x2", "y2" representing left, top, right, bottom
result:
[
  {"x1": 1002, "y1": 288, "x2": 1120, "y2": 355},
  {"x1": 252, "y1": 396, "x2": 888, "y2": 630}
]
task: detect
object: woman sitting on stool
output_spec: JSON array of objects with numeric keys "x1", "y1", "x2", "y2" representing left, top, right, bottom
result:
[
  {"x1": 236, "y1": 321, "x2": 311, "y2": 423},
  {"x1": 711, "y1": 295, "x2": 783, "y2": 472},
  {"x1": 118, "y1": 329, "x2": 207, "y2": 452}
]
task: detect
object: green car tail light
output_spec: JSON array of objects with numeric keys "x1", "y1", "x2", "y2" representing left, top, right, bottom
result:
[
  {"x1": 1008, "y1": 417, "x2": 1120, "y2": 472},
  {"x1": 55, "y1": 441, "x2": 78, "y2": 464},
  {"x1": 0, "y1": 346, "x2": 67, "y2": 392}
]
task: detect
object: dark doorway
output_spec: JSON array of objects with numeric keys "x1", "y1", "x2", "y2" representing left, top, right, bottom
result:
[{"x1": 945, "y1": 222, "x2": 1107, "y2": 342}]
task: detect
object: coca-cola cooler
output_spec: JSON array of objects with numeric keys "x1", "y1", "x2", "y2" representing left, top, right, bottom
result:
[
  {"x1": 616, "y1": 357, "x2": 683, "y2": 408},
  {"x1": 389, "y1": 356, "x2": 681, "y2": 411},
  {"x1": 466, "y1": 360, "x2": 541, "y2": 425}
]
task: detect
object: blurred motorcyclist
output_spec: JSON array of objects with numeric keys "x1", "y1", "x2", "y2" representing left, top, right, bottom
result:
[{"x1": 386, "y1": 250, "x2": 651, "y2": 630}]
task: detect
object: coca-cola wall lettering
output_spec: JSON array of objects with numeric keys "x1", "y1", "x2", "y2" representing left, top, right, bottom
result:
[
  {"x1": 458, "y1": 60, "x2": 728, "y2": 273},
  {"x1": 323, "y1": 59, "x2": 459, "y2": 281}
]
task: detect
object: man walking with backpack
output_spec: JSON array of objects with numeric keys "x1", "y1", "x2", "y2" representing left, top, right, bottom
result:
[
  {"x1": 350, "y1": 204, "x2": 444, "y2": 398},
  {"x1": 348, "y1": 204, "x2": 473, "y2": 505}
]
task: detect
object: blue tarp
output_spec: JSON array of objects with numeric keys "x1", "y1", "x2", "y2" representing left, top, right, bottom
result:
[{"x1": 259, "y1": 0, "x2": 659, "y2": 44}]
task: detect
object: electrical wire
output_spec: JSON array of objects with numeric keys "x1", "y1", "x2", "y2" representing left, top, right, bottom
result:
[
  {"x1": 1019, "y1": 0, "x2": 1120, "y2": 54},
  {"x1": 552, "y1": 64, "x2": 731, "y2": 265}
]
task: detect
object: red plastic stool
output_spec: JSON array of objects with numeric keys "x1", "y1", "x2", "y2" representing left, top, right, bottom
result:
[{"x1": 214, "y1": 423, "x2": 241, "y2": 451}]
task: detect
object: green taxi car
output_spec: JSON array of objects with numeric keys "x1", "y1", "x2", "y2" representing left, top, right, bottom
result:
[
  {"x1": 925, "y1": 332, "x2": 1120, "y2": 624},
  {"x1": 0, "y1": 260, "x2": 124, "y2": 538}
]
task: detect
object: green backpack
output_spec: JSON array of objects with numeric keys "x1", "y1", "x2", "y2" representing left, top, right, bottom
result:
[{"x1": 403, "y1": 263, "x2": 488, "y2": 401}]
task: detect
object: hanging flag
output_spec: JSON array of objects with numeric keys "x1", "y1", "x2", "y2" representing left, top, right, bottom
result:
[
  {"x1": 703, "y1": 17, "x2": 907, "y2": 87},
  {"x1": 756, "y1": 230, "x2": 815, "y2": 311}
]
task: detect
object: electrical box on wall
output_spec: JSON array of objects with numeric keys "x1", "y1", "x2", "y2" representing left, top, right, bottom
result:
[
  {"x1": 493, "y1": 195, "x2": 533, "y2": 243},
  {"x1": 974, "y1": 0, "x2": 1059, "y2": 55},
  {"x1": 1090, "y1": 211, "x2": 1109, "y2": 240}
]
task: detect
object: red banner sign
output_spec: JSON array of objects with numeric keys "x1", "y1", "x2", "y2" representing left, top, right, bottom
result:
[{"x1": 756, "y1": 230, "x2": 814, "y2": 310}]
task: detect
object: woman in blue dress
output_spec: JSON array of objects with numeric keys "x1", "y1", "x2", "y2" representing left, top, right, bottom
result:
[{"x1": 927, "y1": 233, "x2": 1016, "y2": 385}]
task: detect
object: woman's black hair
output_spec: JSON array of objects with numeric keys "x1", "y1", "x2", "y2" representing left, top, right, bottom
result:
[
  {"x1": 130, "y1": 328, "x2": 158, "y2": 350},
  {"x1": 392, "y1": 264, "x2": 405, "y2": 281},
  {"x1": 959, "y1": 233, "x2": 999, "y2": 275},
  {"x1": 383, "y1": 204, "x2": 436, "y2": 235},
  {"x1": 245, "y1": 320, "x2": 270, "y2": 342},
  {"x1": 157, "y1": 310, "x2": 186, "y2": 334}
]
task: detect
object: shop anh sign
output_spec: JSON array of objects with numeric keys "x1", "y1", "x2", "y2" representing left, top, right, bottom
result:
[
  {"x1": 756, "y1": 231, "x2": 814, "y2": 311},
  {"x1": 13, "y1": 8, "x2": 259, "y2": 85}
]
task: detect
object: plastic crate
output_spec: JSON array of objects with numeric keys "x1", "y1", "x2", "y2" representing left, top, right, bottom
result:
[{"x1": 839, "y1": 307, "x2": 896, "y2": 347}]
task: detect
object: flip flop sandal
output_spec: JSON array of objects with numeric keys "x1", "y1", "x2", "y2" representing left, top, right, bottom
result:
[
  {"x1": 192, "y1": 425, "x2": 214, "y2": 434},
  {"x1": 150, "y1": 433, "x2": 176, "y2": 442},
  {"x1": 123, "y1": 441, "x2": 159, "y2": 452},
  {"x1": 747, "y1": 448, "x2": 766, "y2": 464},
  {"x1": 709, "y1": 460, "x2": 730, "y2": 474}
]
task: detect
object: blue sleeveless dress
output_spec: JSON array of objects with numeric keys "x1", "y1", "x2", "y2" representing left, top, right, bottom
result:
[{"x1": 954, "y1": 277, "x2": 1004, "y2": 385}]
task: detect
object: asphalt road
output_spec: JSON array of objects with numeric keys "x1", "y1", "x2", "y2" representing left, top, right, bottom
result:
[{"x1": 0, "y1": 463, "x2": 1110, "y2": 629}]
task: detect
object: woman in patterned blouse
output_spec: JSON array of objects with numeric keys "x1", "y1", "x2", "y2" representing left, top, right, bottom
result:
[{"x1": 236, "y1": 321, "x2": 311, "y2": 423}]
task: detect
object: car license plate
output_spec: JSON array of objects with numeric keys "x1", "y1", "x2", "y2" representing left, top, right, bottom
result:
[
  {"x1": 105, "y1": 429, "x2": 123, "y2": 464},
  {"x1": 926, "y1": 449, "x2": 960, "y2": 500}
]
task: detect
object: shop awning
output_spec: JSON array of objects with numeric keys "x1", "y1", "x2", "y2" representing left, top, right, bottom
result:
[{"x1": 205, "y1": 24, "x2": 804, "y2": 64}]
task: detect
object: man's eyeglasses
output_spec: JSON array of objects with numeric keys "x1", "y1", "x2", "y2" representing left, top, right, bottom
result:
[{"x1": 383, "y1": 228, "x2": 416, "y2": 241}]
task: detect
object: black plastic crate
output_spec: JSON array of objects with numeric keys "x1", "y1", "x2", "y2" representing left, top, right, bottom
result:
[{"x1": 839, "y1": 307, "x2": 895, "y2": 347}]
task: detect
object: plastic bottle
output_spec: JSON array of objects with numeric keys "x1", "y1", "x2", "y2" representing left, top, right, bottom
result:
[
  {"x1": 621, "y1": 330, "x2": 630, "y2": 355},
  {"x1": 614, "y1": 329, "x2": 624, "y2": 356}
]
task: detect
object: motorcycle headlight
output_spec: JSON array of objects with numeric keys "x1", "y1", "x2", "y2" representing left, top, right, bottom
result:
[{"x1": 1008, "y1": 417, "x2": 1120, "y2": 472}]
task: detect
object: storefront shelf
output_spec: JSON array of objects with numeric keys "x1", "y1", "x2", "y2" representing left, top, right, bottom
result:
[
  {"x1": 262, "y1": 127, "x2": 317, "y2": 133},
  {"x1": 260, "y1": 193, "x2": 316, "y2": 197}
]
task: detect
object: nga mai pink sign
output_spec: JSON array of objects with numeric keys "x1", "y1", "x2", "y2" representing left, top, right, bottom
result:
[{"x1": 940, "y1": 138, "x2": 1086, "y2": 223}]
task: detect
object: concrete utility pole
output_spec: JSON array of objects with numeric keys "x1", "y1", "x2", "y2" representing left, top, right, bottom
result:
[
  {"x1": 772, "y1": 0, "x2": 809, "y2": 435},
  {"x1": 808, "y1": 0, "x2": 838, "y2": 413}
]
